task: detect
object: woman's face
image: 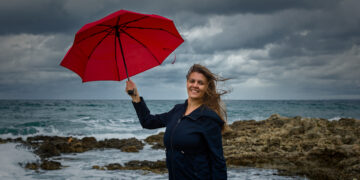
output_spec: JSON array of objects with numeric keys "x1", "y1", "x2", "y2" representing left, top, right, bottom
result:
[{"x1": 187, "y1": 72, "x2": 208, "y2": 100}]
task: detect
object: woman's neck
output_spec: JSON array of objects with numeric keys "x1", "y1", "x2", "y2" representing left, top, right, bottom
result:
[
  {"x1": 184, "y1": 98, "x2": 203, "y2": 116},
  {"x1": 187, "y1": 98, "x2": 203, "y2": 109}
]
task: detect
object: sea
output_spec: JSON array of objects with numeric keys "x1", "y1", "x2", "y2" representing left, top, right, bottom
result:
[{"x1": 1, "y1": 99, "x2": 359, "y2": 180}]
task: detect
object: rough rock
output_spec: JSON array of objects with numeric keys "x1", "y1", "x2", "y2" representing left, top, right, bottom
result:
[
  {"x1": 40, "y1": 160, "x2": 62, "y2": 170},
  {"x1": 99, "y1": 137, "x2": 144, "y2": 152},
  {"x1": 144, "y1": 132, "x2": 165, "y2": 149},
  {"x1": 25, "y1": 136, "x2": 145, "y2": 158},
  {"x1": 20, "y1": 136, "x2": 144, "y2": 172},
  {"x1": 141, "y1": 114, "x2": 360, "y2": 179},
  {"x1": 24, "y1": 160, "x2": 62, "y2": 170},
  {"x1": 24, "y1": 162, "x2": 39, "y2": 170},
  {"x1": 224, "y1": 114, "x2": 360, "y2": 180},
  {"x1": 35, "y1": 142, "x2": 61, "y2": 158},
  {"x1": 6, "y1": 114, "x2": 359, "y2": 179},
  {"x1": 93, "y1": 160, "x2": 167, "y2": 174}
]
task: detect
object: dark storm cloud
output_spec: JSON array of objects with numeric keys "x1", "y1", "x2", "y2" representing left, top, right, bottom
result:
[
  {"x1": 0, "y1": 1, "x2": 75, "y2": 34},
  {"x1": 0, "y1": 0, "x2": 359, "y2": 99},
  {"x1": 0, "y1": 0, "x2": 341, "y2": 34},
  {"x1": 187, "y1": 4, "x2": 360, "y2": 55}
]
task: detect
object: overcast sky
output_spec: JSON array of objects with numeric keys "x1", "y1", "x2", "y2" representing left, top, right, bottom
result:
[{"x1": 0, "y1": 0, "x2": 359, "y2": 100}]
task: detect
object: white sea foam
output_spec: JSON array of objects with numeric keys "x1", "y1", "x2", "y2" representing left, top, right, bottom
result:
[
  {"x1": 25, "y1": 143, "x2": 168, "y2": 180},
  {"x1": 227, "y1": 167, "x2": 308, "y2": 180},
  {"x1": 0, "y1": 123, "x2": 163, "y2": 143},
  {"x1": 250, "y1": 116, "x2": 268, "y2": 121},
  {"x1": 329, "y1": 116, "x2": 342, "y2": 121},
  {"x1": 0, "y1": 125, "x2": 67, "y2": 140},
  {"x1": 229, "y1": 116, "x2": 267, "y2": 122},
  {"x1": 0, "y1": 142, "x2": 308, "y2": 180},
  {"x1": 0, "y1": 143, "x2": 39, "y2": 180}
]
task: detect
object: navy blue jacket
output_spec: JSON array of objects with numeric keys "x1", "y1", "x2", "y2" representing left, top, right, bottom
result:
[{"x1": 133, "y1": 97, "x2": 227, "y2": 180}]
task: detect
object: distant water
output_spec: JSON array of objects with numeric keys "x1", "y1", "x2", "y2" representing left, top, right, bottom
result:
[{"x1": 1, "y1": 99, "x2": 359, "y2": 179}]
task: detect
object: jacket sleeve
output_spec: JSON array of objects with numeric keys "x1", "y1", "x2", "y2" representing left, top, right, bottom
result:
[
  {"x1": 201, "y1": 119, "x2": 227, "y2": 180},
  {"x1": 132, "y1": 97, "x2": 174, "y2": 129}
]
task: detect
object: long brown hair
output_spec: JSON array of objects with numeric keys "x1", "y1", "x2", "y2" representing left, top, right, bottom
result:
[{"x1": 186, "y1": 64, "x2": 231, "y2": 133}]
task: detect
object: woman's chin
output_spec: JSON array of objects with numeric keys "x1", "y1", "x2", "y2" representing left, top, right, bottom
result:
[{"x1": 188, "y1": 95, "x2": 203, "y2": 100}]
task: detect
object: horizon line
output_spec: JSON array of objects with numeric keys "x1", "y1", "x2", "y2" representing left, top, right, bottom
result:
[{"x1": 1, "y1": 98, "x2": 360, "y2": 101}]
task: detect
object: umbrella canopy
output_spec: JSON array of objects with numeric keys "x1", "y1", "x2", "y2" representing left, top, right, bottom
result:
[{"x1": 60, "y1": 10, "x2": 184, "y2": 82}]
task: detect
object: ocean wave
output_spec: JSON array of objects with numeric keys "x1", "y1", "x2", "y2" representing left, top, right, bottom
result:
[
  {"x1": 0, "y1": 143, "x2": 39, "y2": 179},
  {"x1": 0, "y1": 123, "x2": 162, "y2": 142},
  {"x1": 0, "y1": 125, "x2": 65, "y2": 140},
  {"x1": 228, "y1": 116, "x2": 268, "y2": 122}
]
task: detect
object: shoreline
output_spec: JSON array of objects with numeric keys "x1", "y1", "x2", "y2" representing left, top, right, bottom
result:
[{"x1": 1, "y1": 114, "x2": 359, "y2": 180}]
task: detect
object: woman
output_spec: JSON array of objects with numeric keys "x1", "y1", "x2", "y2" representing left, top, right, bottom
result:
[{"x1": 126, "y1": 64, "x2": 229, "y2": 180}]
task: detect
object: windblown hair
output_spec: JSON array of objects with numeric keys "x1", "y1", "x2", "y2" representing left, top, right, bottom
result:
[{"x1": 186, "y1": 64, "x2": 231, "y2": 133}]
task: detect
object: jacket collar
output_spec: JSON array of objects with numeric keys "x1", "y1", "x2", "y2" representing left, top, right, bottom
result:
[{"x1": 181, "y1": 99, "x2": 224, "y2": 126}]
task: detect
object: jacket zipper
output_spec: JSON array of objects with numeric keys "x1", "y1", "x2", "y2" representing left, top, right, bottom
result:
[{"x1": 170, "y1": 117, "x2": 182, "y2": 180}]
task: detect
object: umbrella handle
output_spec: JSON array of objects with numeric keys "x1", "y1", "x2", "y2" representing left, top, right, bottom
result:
[
  {"x1": 126, "y1": 77, "x2": 135, "y2": 95},
  {"x1": 127, "y1": 89, "x2": 135, "y2": 95}
]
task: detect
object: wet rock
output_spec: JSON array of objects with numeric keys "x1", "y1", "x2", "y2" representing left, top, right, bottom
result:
[
  {"x1": 26, "y1": 135, "x2": 145, "y2": 160},
  {"x1": 144, "y1": 132, "x2": 165, "y2": 149},
  {"x1": 40, "y1": 160, "x2": 61, "y2": 170},
  {"x1": 26, "y1": 136, "x2": 73, "y2": 152},
  {"x1": 124, "y1": 160, "x2": 167, "y2": 174},
  {"x1": 35, "y1": 142, "x2": 61, "y2": 158},
  {"x1": 0, "y1": 137, "x2": 24, "y2": 144},
  {"x1": 82, "y1": 137, "x2": 97, "y2": 149},
  {"x1": 22, "y1": 135, "x2": 146, "y2": 172},
  {"x1": 25, "y1": 162, "x2": 39, "y2": 170},
  {"x1": 121, "y1": 146, "x2": 140, "y2": 152},
  {"x1": 92, "y1": 165, "x2": 105, "y2": 170},
  {"x1": 95, "y1": 160, "x2": 167, "y2": 174},
  {"x1": 100, "y1": 137, "x2": 144, "y2": 152},
  {"x1": 105, "y1": 163, "x2": 123, "y2": 170}
]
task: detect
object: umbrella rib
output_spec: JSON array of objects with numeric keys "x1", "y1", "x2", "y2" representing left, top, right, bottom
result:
[
  {"x1": 76, "y1": 16, "x2": 149, "y2": 45},
  {"x1": 97, "y1": 24, "x2": 113, "y2": 28},
  {"x1": 75, "y1": 28, "x2": 113, "y2": 45},
  {"x1": 118, "y1": 16, "x2": 149, "y2": 27},
  {"x1": 121, "y1": 29, "x2": 162, "y2": 65},
  {"x1": 116, "y1": 17, "x2": 131, "y2": 81},
  {"x1": 87, "y1": 29, "x2": 114, "y2": 59},
  {"x1": 114, "y1": 28, "x2": 121, "y2": 81},
  {"x1": 125, "y1": 26, "x2": 182, "y2": 39}
]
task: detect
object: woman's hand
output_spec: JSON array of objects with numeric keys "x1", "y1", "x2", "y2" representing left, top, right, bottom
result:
[{"x1": 126, "y1": 79, "x2": 140, "y2": 103}]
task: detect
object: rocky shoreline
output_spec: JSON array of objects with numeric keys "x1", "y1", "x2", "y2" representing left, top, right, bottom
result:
[
  {"x1": 1, "y1": 114, "x2": 359, "y2": 180},
  {"x1": 224, "y1": 114, "x2": 360, "y2": 180}
]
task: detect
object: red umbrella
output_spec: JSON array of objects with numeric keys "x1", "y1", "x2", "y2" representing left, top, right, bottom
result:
[{"x1": 60, "y1": 10, "x2": 184, "y2": 93}]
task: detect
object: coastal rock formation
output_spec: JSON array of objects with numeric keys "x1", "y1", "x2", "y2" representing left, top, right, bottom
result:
[
  {"x1": 92, "y1": 160, "x2": 167, "y2": 174},
  {"x1": 40, "y1": 160, "x2": 62, "y2": 170},
  {"x1": 25, "y1": 136, "x2": 144, "y2": 158},
  {"x1": 224, "y1": 114, "x2": 360, "y2": 180},
  {"x1": 0, "y1": 137, "x2": 23, "y2": 144},
  {"x1": 5, "y1": 114, "x2": 359, "y2": 179},
  {"x1": 21, "y1": 136, "x2": 144, "y2": 171},
  {"x1": 142, "y1": 114, "x2": 360, "y2": 180},
  {"x1": 24, "y1": 160, "x2": 62, "y2": 170},
  {"x1": 144, "y1": 132, "x2": 165, "y2": 149}
]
